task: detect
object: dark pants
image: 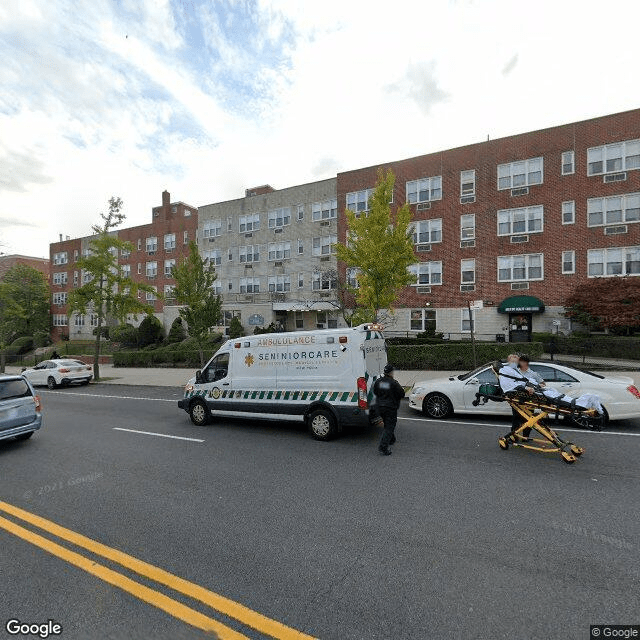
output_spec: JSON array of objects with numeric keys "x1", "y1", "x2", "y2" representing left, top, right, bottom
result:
[
  {"x1": 378, "y1": 407, "x2": 398, "y2": 450},
  {"x1": 508, "y1": 395, "x2": 531, "y2": 438}
]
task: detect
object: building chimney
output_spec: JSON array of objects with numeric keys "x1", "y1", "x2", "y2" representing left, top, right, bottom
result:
[
  {"x1": 59, "y1": 234, "x2": 63, "y2": 242},
  {"x1": 162, "y1": 190, "x2": 170, "y2": 208}
]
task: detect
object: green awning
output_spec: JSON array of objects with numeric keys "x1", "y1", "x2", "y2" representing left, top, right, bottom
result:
[{"x1": 498, "y1": 295, "x2": 545, "y2": 313}]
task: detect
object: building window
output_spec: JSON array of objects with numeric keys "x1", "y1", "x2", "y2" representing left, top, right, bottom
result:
[
  {"x1": 52, "y1": 314, "x2": 68, "y2": 327},
  {"x1": 163, "y1": 233, "x2": 176, "y2": 250},
  {"x1": 73, "y1": 314, "x2": 86, "y2": 327},
  {"x1": 223, "y1": 310, "x2": 241, "y2": 327},
  {"x1": 82, "y1": 248, "x2": 92, "y2": 259},
  {"x1": 312, "y1": 235, "x2": 337, "y2": 256},
  {"x1": 587, "y1": 193, "x2": 640, "y2": 227},
  {"x1": 137, "y1": 239, "x2": 142, "y2": 250},
  {"x1": 588, "y1": 247, "x2": 640, "y2": 277},
  {"x1": 497, "y1": 205, "x2": 544, "y2": 236},
  {"x1": 122, "y1": 264, "x2": 131, "y2": 278},
  {"x1": 90, "y1": 314, "x2": 99, "y2": 327},
  {"x1": 460, "y1": 170, "x2": 476, "y2": 197},
  {"x1": 312, "y1": 199, "x2": 338, "y2": 221},
  {"x1": 406, "y1": 176, "x2": 442, "y2": 204},
  {"x1": 561, "y1": 151, "x2": 575, "y2": 175},
  {"x1": 295, "y1": 311, "x2": 304, "y2": 329},
  {"x1": 587, "y1": 139, "x2": 640, "y2": 175},
  {"x1": 164, "y1": 259, "x2": 176, "y2": 276},
  {"x1": 268, "y1": 242, "x2": 291, "y2": 261},
  {"x1": 460, "y1": 214, "x2": 475, "y2": 240},
  {"x1": 497, "y1": 157, "x2": 543, "y2": 190},
  {"x1": 164, "y1": 285, "x2": 175, "y2": 299},
  {"x1": 137, "y1": 263, "x2": 142, "y2": 275},
  {"x1": 213, "y1": 282, "x2": 222, "y2": 295},
  {"x1": 562, "y1": 251, "x2": 576, "y2": 274},
  {"x1": 146, "y1": 287, "x2": 157, "y2": 301},
  {"x1": 73, "y1": 271, "x2": 78, "y2": 287},
  {"x1": 298, "y1": 273, "x2": 304, "y2": 288},
  {"x1": 184, "y1": 208, "x2": 191, "y2": 217},
  {"x1": 239, "y1": 213, "x2": 260, "y2": 232},
  {"x1": 228, "y1": 281, "x2": 233, "y2": 291},
  {"x1": 297, "y1": 239, "x2": 304, "y2": 254},
  {"x1": 562, "y1": 201, "x2": 575, "y2": 225},
  {"x1": 146, "y1": 237, "x2": 157, "y2": 253},
  {"x1": 239, "y1": 245, "x2": 259, "y2": 263},
  {"x1": 409, "y1": 262, "x2": 443, "y2": 286},
  {"x1": 228, "y1": 249, "x2": 233, "y2": 262},
  {"x1": 346, "y1": 267, "x2": 360, "y2": 288},
  {"x1": 183, "y1": 231, "x2": 189, "y2": 244},
  {"x1": 316, "y1": 311, "x2": 338, "y2": 329},
  {"x1": 413, "y1": 219, "x2": 442, "y2": 244},
  {"x1": 146, "y1": 261, "x2": 157, "y2": 278},
  {"x1": 461, "y1": 258, "x2": 476, "y2": 283},
  {"x1": 312, "y1": 271, "x2": 337, "y2": 290},
  {"x1": 202, "y1": 220, "x2": 221, "y2": 239},
  {"x1": 240, "y1": 277, "x2": 260, "y2": 293},
  {"x1": 268, "y1": 208, "x2": 291, "y2": 229},
  {"x1": 227, "y1": 217, "x2": 233, "y2": 232},
  {"x1": 297, "y1": 204, "x2": 304, "y2": 221},
  {"x1": 52, "y1": 292, "x2": 67, "y2": 305},
  {"x1": 410, "y1": 309, "x2": 436, "y2": 331},
  {"x1": 53, "y1": 252, "x2": 68, "y2": 265},
  {"x1": 120, "y1": 247, "x2": 130, "y2": 259},
  {"x1": 53, "y1": 272, "x2": 68, "y2": 285},
  {"x1": 497, "y1": 253, "x2": 544, "y2": 282},
  {"x1": 202, "y1": 251, "x2": 221, "y2": 266},
  {"x1": 346, "y1": 188, "x2": 374, "y2": 214},
  {"x1": 461, "y1": 309, "x2": 475, "y2": 333},
  {"x1": 82, "y1": 271, "x2": 93, "y2": 284},
  {"x1": 73, "y1": 249, "x2": 79, "y2": 262},
  {"x1": 268, "y1": 275, "x2": 291, "y2": 292}
]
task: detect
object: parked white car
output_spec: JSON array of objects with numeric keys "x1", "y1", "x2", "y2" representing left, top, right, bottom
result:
[
  {"x1": 22, "y1": 359, "x2": 92, "y2": 389},
  {"x1": 409, "y1": 362, "x2": 640, "y2": 422}
]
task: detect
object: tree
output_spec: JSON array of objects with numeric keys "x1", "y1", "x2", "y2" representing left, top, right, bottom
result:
[
  {"x1": 335, "y1": 169, "x2": 416, "y2": 323},
  {"x1": 166, "y1": 317, "x2": 187, "y2": 343},
  {"x1": 137, "y1": 315, "x2": 164, "y2": 347},
  {"x1": 228, "y1": 316, "x2": 244, "y2": 339},
  {"x1": 68, "y1": 197, "x2": 157, "y2": 380},
  {"x1": 564, "y1": 277, "x2": 640, "y2": 334},
  {"x1": 172, "y1": 241, "x2": 222, "y2": 367}
]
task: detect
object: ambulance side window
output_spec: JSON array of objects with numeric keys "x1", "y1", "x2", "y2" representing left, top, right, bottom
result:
[{"x1": 204, "y1": 353, "x2": 229, "y2": 382}]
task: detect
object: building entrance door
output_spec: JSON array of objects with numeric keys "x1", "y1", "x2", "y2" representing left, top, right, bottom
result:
[{"x1": 508, "y1": 313, "x2": 532, "y2": 343}]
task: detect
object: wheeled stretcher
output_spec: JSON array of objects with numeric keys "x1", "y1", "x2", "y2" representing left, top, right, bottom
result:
[{"x1": 472, "y1": 362, "x2": 603, "y2": 464}]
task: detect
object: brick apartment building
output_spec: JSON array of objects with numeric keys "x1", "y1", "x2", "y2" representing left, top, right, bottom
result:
[
  {"x1": 337, "y1": 108, "x2": 640, "y2": 342},
  {"x1": 49, "y1": 191, "x2": 198, "y2": 340},
  {"x1": 0, "y1": 254, "x2": 50, "y2": 281}
]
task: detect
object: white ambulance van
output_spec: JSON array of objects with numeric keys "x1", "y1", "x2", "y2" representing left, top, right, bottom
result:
[{"x1": 177, "y1": 323, "x2": 387, "y2": 439}]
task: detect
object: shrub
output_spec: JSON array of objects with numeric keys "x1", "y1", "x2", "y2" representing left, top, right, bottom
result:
[
  {"x1": 253, "y1": 322, "x2": 278, "y2": 335},
  {"x1": 387, "y1": 342, "x2": 544, "y2": 371},
  {"x1": 11, "y1": 336, "x2": 34, "y2": 354},
  {"x1": 228, "y1": 317, "x2": 244, "y2": 339},
  {"x1": 137, "y1": 315, "x2": 164, "y2": 347},
  {"x1": 166, "y1": 317, "x2": 187, "y2": 344},
  {"x1": 33, "y1": 330, "x2": 52, "y2": 348},
  {"x1": 92, "y1": 326, "x2": 110, "y2": 339},
  {"x1": 110, "y1": 323, "x2": 138, "y2": 347}
]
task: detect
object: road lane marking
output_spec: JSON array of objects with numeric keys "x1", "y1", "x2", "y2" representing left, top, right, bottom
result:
[
  {"x1": 400, "y1": 415, "x2": 640, "y2": 436},
  {"x1": 0, "y1": 501, "x2": 317, "y2": 640},
  {"x1": 113, "y1": 428, "x2": 204, "y2": 442},
  {"x1": 0, "y1": 515, "x2": 247, "y2": 640},
  {"x1": 42, "y1": 391, "x2": 177, "y2": 402}
]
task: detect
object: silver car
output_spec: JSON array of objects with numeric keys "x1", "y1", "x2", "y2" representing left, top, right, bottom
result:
[
  {"x1": 0, "y1": 375, "x2": 42, "y2": 442},
  {"x1": 22, "y1": 359, "x2": 92, "y2": 389}
]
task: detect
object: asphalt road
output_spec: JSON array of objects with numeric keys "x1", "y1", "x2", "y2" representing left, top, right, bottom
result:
[{"x1": 1, "y1": 384, "x2": 639, "y2": 640}]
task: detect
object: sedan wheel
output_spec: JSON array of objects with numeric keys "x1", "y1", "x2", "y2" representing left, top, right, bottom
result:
[
  {"x1": 47, "y1": 376, "x2": 57, "y2": 390},
  {"x1": 423, "y1": 392, "x2": 453, "y2": 419}
]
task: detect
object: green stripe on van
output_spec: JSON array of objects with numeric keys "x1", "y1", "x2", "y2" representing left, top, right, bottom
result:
[{"x1": 340, "y1": 391, "x2": 349, "y2": 402}]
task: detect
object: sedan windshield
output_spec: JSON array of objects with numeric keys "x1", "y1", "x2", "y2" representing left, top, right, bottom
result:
[{"x1": 458, "y1": 363, "x2": 495, "y2": 381}]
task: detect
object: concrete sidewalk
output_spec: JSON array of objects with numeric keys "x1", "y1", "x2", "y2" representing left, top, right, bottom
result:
[{"x1": 3, "y1": 364, "x2": 638, "y2": 389}]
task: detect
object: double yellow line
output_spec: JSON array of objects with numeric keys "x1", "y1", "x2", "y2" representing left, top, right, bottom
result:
[{"x1": 0, "y1": 501, "x2": 316, "y2": 640}]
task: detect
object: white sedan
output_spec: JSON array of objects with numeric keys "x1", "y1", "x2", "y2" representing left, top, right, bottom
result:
[
  {"x1": 409, "y1": 362, "x2": 640, "y2": 422},
  {"x1": 22, "y1": 359, "x2": 93, "y2": 389}
]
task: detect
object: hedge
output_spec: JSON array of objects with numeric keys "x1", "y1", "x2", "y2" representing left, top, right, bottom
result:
[
  {"x1": 542, "y1": 337, "x2": 640, "y2": 361},
  {"x1": 113, "y1": 349, "x2": 206, "y2": 368},
  {"x1": 387, "y1": 342, "x2": 544, "y2": 371}
]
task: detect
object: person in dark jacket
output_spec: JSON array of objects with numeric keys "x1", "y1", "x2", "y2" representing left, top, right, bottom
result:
[{"x1": 373, "y1": 363, "x2": 405, "y2": 455}]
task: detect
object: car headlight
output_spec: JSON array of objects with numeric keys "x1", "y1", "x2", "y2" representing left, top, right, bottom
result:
[
  {"x1": 411, "y1": 386, "x2": 426, "y2": 395},
  {"x1": 184, "y1": 384, "x2": 194, "y2": 393}
]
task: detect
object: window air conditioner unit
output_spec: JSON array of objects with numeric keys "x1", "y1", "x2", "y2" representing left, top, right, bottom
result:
[
  {"x1": 460, "y1": 195, "x2": 476, "y2": 204},
  {"x1": 416, "y1": 286, "x2": 431, "y2": 294},
  {"x1": 604, "y1": 225, "x2": 627, "y2": 235},
  {"x1": 460, "y1": 240, "x2": 476, "y2": 248},
  {"x1": 148, "y1": 250, "x2": 156, "y2": 255},
  {"x1": 320, "y1": 221, "x2": 330, "y2": 227},
  {"x1": 416, "y1": 244, "x2": 432, "y2": 252},
  {"x1": 244, "y1": 264, "x2": 253, "y2": 269},
  {"x1": 320, "y1": 256, "x2": 330, "y2": 262},
  {"x1": 274, "y1": 261, "x2": 283, "y2": 267},
  {"x1": 245, "y1": 233, "x2": 253, "y2": 238},
  {"x1": 510, "y1": 234, "x2": 529, "y2": 243},
  {"x1": 416, "y1": 202, "x2": 431, "y2": 211},
  {"x1": 274, "y1": 228, "x2": 283, "y2": 234},
  {"x1": 603, "y1": 172, "x2": 626, "y2": 183},
  {"x1": 511, "y1": 187, "x2": 529, "y2": 196},
  {"x1": 460, "y1": 284, "x2": 476, "y2": 292},
  {"x1": 208, "y1": 238, "x2": 215, "y2": 243},
  {"x1": 511, "y1": 282, "x2": 530, "y2": 290},
  {"x1": 320, "y1": 292, "x2": 331, "y2": 297}
]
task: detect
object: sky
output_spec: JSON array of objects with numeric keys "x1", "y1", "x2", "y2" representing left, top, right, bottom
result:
[{"x1": 1, "y1": 0, "x2": 639, "y2": 258}]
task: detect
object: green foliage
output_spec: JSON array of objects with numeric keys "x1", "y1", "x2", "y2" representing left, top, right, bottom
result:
[
  {"x1": 335, "y1": 169, "x2": 416, "y2": 323},
  {"x1": 228, "y1": 316, "x2": 244, "y2": 339},
  {"x1": 166, "y1": 317, "x2": 187, "y2": 343},
  {"x1": 253, "y1": 322, "x2": 278, "y2": 335},
  {"x1": 113, "y1": 333, "x2": 223, "y2": 367},
  {"x1": 11, "y1": 336, "x2": 34, "y2": 353},
  {"x1": 92, "y1": 326, "x2": 110, "y2": 339},
  {"x1": 172, "y1": 241, "x2": 222, "y2": 366},
  {"x1": 67, "y1": 197, "x2": 157, "y2": 379},
  {"x1": 137, "y1": 315, "x2": 164, "y2": 347},
  {"x1": 387, "y1": 342, "x2": 544, "y2": 371},
  {"x1": 110, "y1": 323, "x2": 138, "y2": 347},
  {"x1": 33, "y1": 330, "x2": 52, "y2": 348}
]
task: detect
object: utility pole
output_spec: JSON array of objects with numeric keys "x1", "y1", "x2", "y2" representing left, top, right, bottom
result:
[{"x1": 467, "y1": 300, "x2": 477, "y2": 369}]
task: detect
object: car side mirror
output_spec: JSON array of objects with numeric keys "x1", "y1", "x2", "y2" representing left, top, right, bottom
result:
[
  {"x1": 468, "y1": 378, "x2": 479, "y2": 385},
  {"x1": 195, "y1": 370, "x2": 203, "y2": 384}
]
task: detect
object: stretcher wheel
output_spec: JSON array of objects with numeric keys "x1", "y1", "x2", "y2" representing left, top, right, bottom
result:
[
  {"x1": 570, "y1": 445, "x2": 585, "y2": 456},
  {"x1": 561, "y1": 452, "x2": 576, "y2": 464},
  {"x1": 498, "y1": 437, "x2": 509, "y2": 450}
]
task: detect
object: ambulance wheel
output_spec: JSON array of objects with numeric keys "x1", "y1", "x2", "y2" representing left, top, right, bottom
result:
[
  {"x1": 189, "y1": 399, "x2": 210, "y2": 426},
  {"x1": 307, "y1": 408, "x2": 337, "y2": 441}
]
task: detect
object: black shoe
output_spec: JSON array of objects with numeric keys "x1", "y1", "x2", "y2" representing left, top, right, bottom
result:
[
  {"x1": 378, "y1": 448, "x2": 392, "y2": 456},
  {"x1": 389, "y1": 436, "x2": 396, "y2": 445}
]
